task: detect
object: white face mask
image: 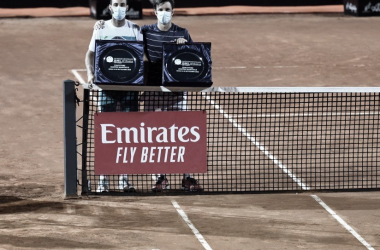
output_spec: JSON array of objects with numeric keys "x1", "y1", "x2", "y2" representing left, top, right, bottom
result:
[
  {"x1": 112, "y1": 6, "x2": 126, "y2": 20},
  {"x1": 156, "y1": 11, "x2": 172, "y2": 25}
]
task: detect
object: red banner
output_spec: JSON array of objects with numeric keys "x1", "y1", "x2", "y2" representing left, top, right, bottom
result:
[{"x1": 94, "y1": 111, "x2": 207, "y2": 175}]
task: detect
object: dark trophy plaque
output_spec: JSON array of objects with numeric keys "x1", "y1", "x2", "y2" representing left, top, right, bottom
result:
[
  {"x1": 95, "y1": 40, "x2": 144, "y2": 85},
  {"x1": 344, "y1": 0, "x2": 380, "y2": 16},
  {"x1": 162, "y1": 42, "x2": 212, "y2": 87}
]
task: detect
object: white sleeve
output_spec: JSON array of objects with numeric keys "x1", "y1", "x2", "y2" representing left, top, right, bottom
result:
[{"x1": 88, "y1": 29, "x2": 98, "y2": 52}]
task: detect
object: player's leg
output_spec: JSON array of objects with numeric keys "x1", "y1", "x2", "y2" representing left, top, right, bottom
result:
[
  {"x1": 152, "y1": 174, "x2": 170, "y2": 191},
  {"x1": 120, "y1": 91, "x2": 139, "y2": 112},
  {"x1": 141, "y1": 91, "x2": 162, "y2": 111},
  {"x1": 96, "y1": 175, "x2": 109, "y2": 192},
  {"x1": 116, "y1": 91, "x2": 139, "y2": 192},
  {"x1": 181, "y1": 173, "x2": 203, "y2": 192},
  {"x1": 161, "y1": 92, "x2": 186, "y2": 111},
  {"x1": 95, "y1": 91, "x2": 116, "y2": 193},
  {"x1": 99, "y1": 90, "x2": 117, "y2": 112},
  {"x1": 118, "y1": 174, "x2": 135, "y2": 192},
  {"x1": 172, "y1": 93, "x2": 202, "y2": 191},
  {"x1": 169, "y1": 92, "x2": 187, "y2": 111}
]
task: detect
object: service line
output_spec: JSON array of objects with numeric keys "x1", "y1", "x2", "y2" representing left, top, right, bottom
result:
[
  {"x1": 71, "y1": 69, "x2": 86, "y2": 84},
  {"x1": 213, "y1": 66, "x2": 247, "y2": 69},
  {"x1": 233, "y1": 112, "x2": 380, "y2": 118},
  {"x1": 311, "y1": 195, "x2": 375, "y2": 250},
  {"x1": 71, "y1": 69, "x2": 101, "y2": 111},
  {"x1": 172, "y1": 201, "x2": 213, "y2": 250},
  {"x1": 213, "y1": 66, "x2": 300, "y2": 69}
]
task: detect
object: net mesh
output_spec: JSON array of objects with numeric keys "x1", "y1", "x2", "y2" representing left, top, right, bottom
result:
[{"x1": 78, "y1": 88, "x2": 380, "y2": 194}]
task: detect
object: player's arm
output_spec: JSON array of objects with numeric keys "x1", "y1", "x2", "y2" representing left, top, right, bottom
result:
[
  {"x1": 85, "y1": 49, "x2": 95, "y2": 83},
  {"x1": 85, "y1": 24, "x2": 99, "y2": 83}
]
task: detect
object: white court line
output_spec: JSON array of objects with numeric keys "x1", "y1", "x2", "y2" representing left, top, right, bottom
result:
[
  {"x1": 311, "y1": 195, "x2": 375, "y2": 250},
  {"x1": 253, "y1": 65, "x2": 300, "y2": 69},
  {"x1": 202, "y1": 93, "x2": 310, "y2": 190},
  {"x1": 71, "y1": 69, "x2": 86, "y2": 84},
  {"x1": 172, "y1": 201, "x2": 213, "y2": 250},
  {"x1": 71, "y1": 69, "x2": 102, "y2": 111},
  {"x1": 233, "y1": 111, "x2": 380, "y2": 118},
  {"x1": 213, "y1": 66, "x2": 300, "y2": 69},
  {"x1": 213, "y1": 66, "x2": 247, "y2": 69}
]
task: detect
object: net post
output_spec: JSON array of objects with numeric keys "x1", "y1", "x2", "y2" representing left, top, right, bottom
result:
[
  {"x1": 63, "y1": 80, "x2": 78, "y2": 197},
  {"x1": 81, "y1": 88, "x2": 90, "y2": 194}
]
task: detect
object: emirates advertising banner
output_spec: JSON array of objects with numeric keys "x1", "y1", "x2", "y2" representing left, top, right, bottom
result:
[{"x1": 94, "y1": 111, "x2": 207, "y2": 175}]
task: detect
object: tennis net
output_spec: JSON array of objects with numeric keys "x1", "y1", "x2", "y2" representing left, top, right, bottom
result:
[{"x1": 76, "y1": 85, "x2": 380, "y2": 194}]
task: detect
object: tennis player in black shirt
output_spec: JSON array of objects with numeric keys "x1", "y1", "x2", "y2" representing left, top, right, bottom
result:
[
  {"x1": 141, "y1": 0, "x2": 192, "y2": 86},
  {"x1": 142, "y1": 0, "x2": 202, "y2": 192}
]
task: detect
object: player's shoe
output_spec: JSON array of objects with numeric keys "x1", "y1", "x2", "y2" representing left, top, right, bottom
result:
[
  {"x1": 118, "y1": 176, "x2": 136, "y2": 192},
  {"x1": 152, "y1": 176, "x2": 170, "y2": 191},
  {"x1": 151, "y1": 174, "x2": 158, "y2": 181},
  {"x1": 181, "y1": 177, "x2": 203, "y2": 192},
  {"x1": 96, "y1": 176, "x2": 109, "y2": 193},
  {"x1": 87, "y1": 180, "x2": 91, "y2": 192}
]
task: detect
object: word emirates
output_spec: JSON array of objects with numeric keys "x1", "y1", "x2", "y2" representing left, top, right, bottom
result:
[{"x1": 100, "y1": 122, "x2": 201, "y2": 163}]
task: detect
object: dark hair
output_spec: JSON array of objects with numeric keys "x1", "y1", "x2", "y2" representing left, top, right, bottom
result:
[
  {"x1": 110, "y1": 0, "x2": 128, "y2": 4},
  {"x1": 152, "y1": 0, "x2": 175, "y2": 10}
]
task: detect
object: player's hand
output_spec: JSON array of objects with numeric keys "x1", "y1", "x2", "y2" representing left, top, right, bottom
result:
[
  {"x1": 87, "y1": 73, "x2": 94, "y2": 84},
  {"x1": 176, "y1": 38, "x2": 188, "y2": 44},
  {"x1": 94, "y1": 20, "x2": 105, "y2": 30}
]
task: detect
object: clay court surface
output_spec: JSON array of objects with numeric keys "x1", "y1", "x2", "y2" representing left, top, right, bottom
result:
[{"x1": 0, "y1": 11, "x2": 380, "y2": 249}]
